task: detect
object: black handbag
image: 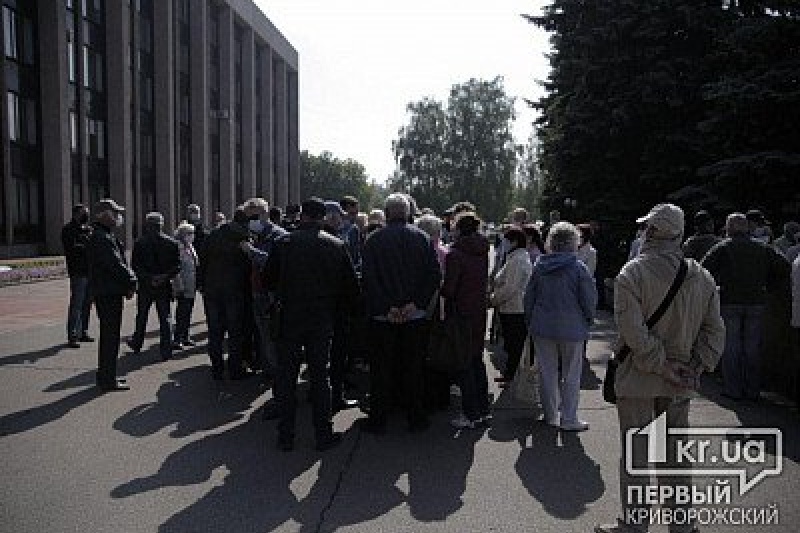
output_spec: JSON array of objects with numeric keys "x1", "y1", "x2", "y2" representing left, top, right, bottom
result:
[
  {"x1": 603, "y1": 259, "x2": 688, "y2": 404},
  {"x1": 427, "y1": 303, "x2": 472, "y2": 374}
]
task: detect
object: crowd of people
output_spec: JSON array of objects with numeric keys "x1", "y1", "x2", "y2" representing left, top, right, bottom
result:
[{"x1": 60, "y1": 193, "x2": 799, "y2": 532}]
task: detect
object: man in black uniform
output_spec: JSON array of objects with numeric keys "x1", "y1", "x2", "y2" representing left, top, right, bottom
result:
[
  {"x1": 61, "y1": 204, "x2": 94, "y2": 347},
  {"x1": 87, "y1": 198, "x2": 137, "y2": 392},
  {"x1": 265, "y1": 197, "x2": 360, "y2": 452},
  {"x1": 127, "y1": 212, "x2": 181, "y2": 361}
]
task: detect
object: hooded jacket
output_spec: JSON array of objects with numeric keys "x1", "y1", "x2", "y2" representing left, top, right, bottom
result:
[
  {"x1": 524, "y1": 252, "x2": 596, "y2": 342},
  {"x1": 441, "y1": 232, "x2": 490, "y2": 317},
  {"x1": 614, "y1": 234, "x2": 725, "y2": 398},
  {"x1": 490, "y1": 247, "x2": 532, "y2": 314}
]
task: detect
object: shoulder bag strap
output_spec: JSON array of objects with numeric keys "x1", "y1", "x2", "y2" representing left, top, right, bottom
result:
[{"x1": 618, "y1": 259, "x2": 688, "y2": 362}]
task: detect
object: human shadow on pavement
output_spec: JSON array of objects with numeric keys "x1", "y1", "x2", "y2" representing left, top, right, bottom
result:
[
  {"x1": 0, "y1": 345, "x2": 193, "y2": 437},
  {"x1": 515, "y1": 424, "x2": 605, "y2": 520},
  {"x1": 315, "y1": 422, "x2": 484, "y2": 529},
  {"x1": 113, "y1": 366, "x2": 261, "y2": 438},
  {"x1": 111, "y1": 401, "x2": 360, "y2": 533},
  {"x1": 0, "y1": 343, "x2": 73, "y2": 367}
]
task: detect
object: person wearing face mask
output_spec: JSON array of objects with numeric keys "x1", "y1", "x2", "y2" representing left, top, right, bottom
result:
[
  {"x1": 87, "y1": 198, "x2": 138, "y2": 391},
  {"x1": 173, "y1": 222, "x2": 199, "y2": 348},
  {"x1": 127, "y1": 212, "x2": 182, "y2": 361},
  {"x1": 185, "y1": 204, "x2": 209, "y2": 252},
  {"x1": 239, "y1": 198, "x2": 288, "y2": 395},
  {"x1": 62, "y1": 204, "x2": 94, "y2": 348}
]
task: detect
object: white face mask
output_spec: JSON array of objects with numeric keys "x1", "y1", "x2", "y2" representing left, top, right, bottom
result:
[
  {"x1": 248, "y1": 219, "x2": 264, "y2": 233},
  {"x1": 115, "y1": 213, "x2": 124, "y2": 226}
]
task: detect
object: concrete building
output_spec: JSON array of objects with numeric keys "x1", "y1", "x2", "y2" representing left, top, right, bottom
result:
[{"x1": 0, "y1": 0, "x2": 299, "y2": 258}]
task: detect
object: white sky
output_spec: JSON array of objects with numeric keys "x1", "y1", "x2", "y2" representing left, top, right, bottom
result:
[{"x1": 256, "y1": 1, "x2": 552, "y2": 184}]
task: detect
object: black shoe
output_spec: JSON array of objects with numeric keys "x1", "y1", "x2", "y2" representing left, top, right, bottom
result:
[
  {"x1": 79, "y1": 334, "x2": 95, "y2": 342},
  {"x1": 181, "y1": 339, "x2": 196, "y2": 347},
  {"x1": 316, "y1": 432, "x2": 343, "y2": 452},
  {"x1": 359, "y1": 417, "x2": 387, "y2": 435},
  {"x1": 261, "y1": 400, "x2": 281, "y2": 420},
  {"x1": 277, "y1": 435, "x2": 294, "y2": 452},
  {"x1": 126, "y1": 339, "x2": 141, "y2": 354},
  {"x1": 98, "y1": 379, "x2": 130, "y2": 392},
  {"x1": 171, "y1": 342, "x2": 184, "y2": 351},
  {"x1": 333, "y1": 398, "x2": 359, "y2": 413},
  {"x1": 67, "y1": 339, "x2": 81, "y2": 349}
]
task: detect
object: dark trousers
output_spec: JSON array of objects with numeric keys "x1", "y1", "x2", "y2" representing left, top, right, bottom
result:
[
  {"x1": 130, "y1": 292, "x2": 173, "y2": 358},
  {"x1": 720, "y1": 304, "x2": 765, "y2": 399},
  {"x1": 499, "y1": 312, "x2": 527, "y2": 379},
  {"x1": 274, "y1": 335, "x2": 334, "y2": 441},
  {"x1": 369, "y1": 319, "x2": 427, "y2": 425},
  {"x1": 94, "y1": 295, "x2": 123, "y2": 386},
  {"x1": 67, "y1": 276, "x2": 92, "y2": 340},
  {"x1": 330, "y1": 318, "x2": 350, "y2": 403},
  {"x1": 241, "y1": 292, "x2": 257, "y2": 369},
  {"x1": 204, "y1": 292, "x2": 245, "y2": 378},
  {"x1": 174, "y1": 296, "x2": 195, "y2": 342},
  {"x1": 457, "y1": 313, "x2": 490, "y2": 421}
]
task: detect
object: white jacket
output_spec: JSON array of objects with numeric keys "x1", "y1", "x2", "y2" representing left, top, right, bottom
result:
[
  {"x1": 792, "y1": 256, "x2": 800, "y2": 328},
  {"x1": 491, "y1": 248, "x2": 532, "y2": 314}
]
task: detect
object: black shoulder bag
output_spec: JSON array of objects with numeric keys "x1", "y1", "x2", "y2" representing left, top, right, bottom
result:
[{"x1": 603, "y1": 259, "x2": 688, "y2": 404}]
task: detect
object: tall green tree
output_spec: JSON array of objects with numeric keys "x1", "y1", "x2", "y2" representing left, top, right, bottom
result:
[
  {"x1": 299, "y1": 150, "x2": 373, "y2": 207},
  {"x1": 391, "y1": 77, "x2": 518, "y2": 221},
  {"x1": 530, "y1": 0, "x2": 725, "y2": 225}
]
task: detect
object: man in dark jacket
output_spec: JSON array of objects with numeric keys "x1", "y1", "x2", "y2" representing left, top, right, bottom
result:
[
  {"x1": 702, "y1": 212, "x2": 791, "y2": 401},
  {"x1": 682, "y1": 210, "x2": 721, "y2": 261},
  {"x1": 87, "y1": 198, "x2": 137, "y2": 391},
  {"x1": 61, "y1": 204, "x2": 94, "y2": 347},
  {"x1": 197, "y1": 208, "x2": 252, "y2": 380},
  {"x1": 127, "y1": 212, "x2": 181, "y2": 361},
  {"x1": 264, "y1": 197, "x2": 360, "y2": 452},
  {"x1": 185, "y1": 204, "x2": 209, "y2": 253},
  {"x1": 361, "y1": 193, "x2": 442, "y2": 434}
]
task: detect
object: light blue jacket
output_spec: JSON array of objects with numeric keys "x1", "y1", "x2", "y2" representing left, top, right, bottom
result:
[{"x1": 524, "y1": 252, "x2": 597, "y2": 342}]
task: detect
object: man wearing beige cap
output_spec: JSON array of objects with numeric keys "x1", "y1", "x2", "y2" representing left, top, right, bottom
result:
[
  {"x1": 596, "y1": 203, "x2": 724, "y2": 533},
  {"x1": 87, "y1": 198, "x2": 137, "y2": 392}
]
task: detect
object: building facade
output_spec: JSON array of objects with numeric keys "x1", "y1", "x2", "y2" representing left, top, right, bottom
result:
[{"x1": 1, "y1": 0, "x2": 299, "y2": 258}]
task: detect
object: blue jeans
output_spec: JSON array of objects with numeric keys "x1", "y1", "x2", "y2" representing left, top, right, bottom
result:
[
  {"x1": 67, "y1": 276, "x2": 91, "y2": 340},
  {"x1": 721, "y1": 304, "x2": 765, "y2": 399},
  {"x1": 204, "y1": 292, "x2": 246, "y2": 378}
]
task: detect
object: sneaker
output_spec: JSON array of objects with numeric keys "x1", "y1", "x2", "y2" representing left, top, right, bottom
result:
[
  {"x1": 561, "y1": 420, "x2": 590, "y2": 432},
  {"x1": 450, "y1": 414, "x2": 483, "y2": 429}
]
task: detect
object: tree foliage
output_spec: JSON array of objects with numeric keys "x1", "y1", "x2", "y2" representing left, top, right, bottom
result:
[
  {"x1": 530, "y1": 0, "x2": 800, "y2": 231},
  {"x1": 391, "y1": 77, "x2": 518, "y2": 222},
  {"x1": 299, "y1": 150, "x2": 381, "y2": 208}
]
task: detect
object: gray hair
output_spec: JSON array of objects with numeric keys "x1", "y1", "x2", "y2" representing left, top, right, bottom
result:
[
  {"x1": 385, "y1": 193, "x2": 410, "y2": 222},
  {"x1": 726, "y1": 213, "x2": 749, "y2": 237},
  {"x1": 416, "y1": 214, "x2": 442, "y2": 238},
  {"x1": 145, "y1": 211, "x2": 164, "y2": 226},
  {"x1": 546, "y1": 221, "x2": 580, "y2": 253},
  {"x1": 243, "y1": 197, "x2": 269, "y2": 213},
  {"x1": 175, "y1": 221, "x2": 195, "y2": 236}
]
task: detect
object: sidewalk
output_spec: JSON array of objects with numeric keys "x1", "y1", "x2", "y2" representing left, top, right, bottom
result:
[{"x1": 1, "y1": 279, "x2": 798, "y2": 533}]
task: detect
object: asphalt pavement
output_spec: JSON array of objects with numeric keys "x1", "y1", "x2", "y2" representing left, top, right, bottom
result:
[{"x1": 1, "y1": 278, "x2": 798, "y2": 533}]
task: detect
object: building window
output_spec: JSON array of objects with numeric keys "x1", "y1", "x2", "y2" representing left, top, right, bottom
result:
[
  {"x1": 7, "y1": 92, "x2": 19, "y2": 142},
  {"x1": 70, "y1": 111, "x2": 78, "y2": 153},
  {"x1": 3, "y1": 6, "x2": 17, "y2": 59},
  {"x1": 67, "y1": 39, "x2": 76, "y2": 82}
]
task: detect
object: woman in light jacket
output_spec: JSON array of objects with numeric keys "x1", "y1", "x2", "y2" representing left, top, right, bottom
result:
[
  {"x1": 490, "y1": 227, "x2": 532, "y2": 385},
  {"x1": 524, "y1": 222, "x2": 597, "y2": 431},
  {"x1": 173, "y1": 222, "x2": 198, "y2": 347}
]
